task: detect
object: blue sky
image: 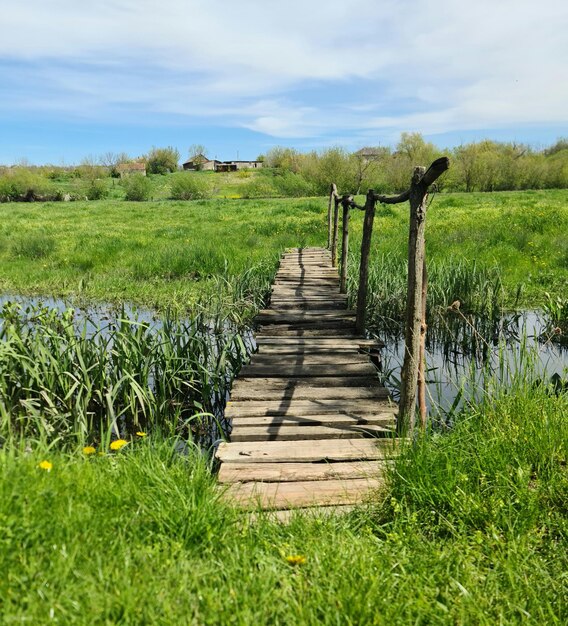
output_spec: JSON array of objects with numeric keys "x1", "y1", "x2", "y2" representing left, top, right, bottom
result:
[{"x1": 1, "y1": 0, "x2": 567, "y2": 164}]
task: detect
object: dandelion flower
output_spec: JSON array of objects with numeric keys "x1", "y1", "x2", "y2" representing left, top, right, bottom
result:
[
  {"x1": 110, "y1": 439, "x2": 129, "y2": 451},
  {"x1": 285, "y1": 555, "x2": 306, "y2": 566},
  {"x1": 135, "y1": 431, "x2": 147, "y2": 437},
  {"x1": 82, "y1": 446, "x2": 96, "y2": 455},
  {"x1": 38, "y1": 460, "x2": 53, "y2": 472}
]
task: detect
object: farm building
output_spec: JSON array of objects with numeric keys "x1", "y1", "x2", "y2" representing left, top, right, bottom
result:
[
  {"x1": 116, "y1": 162, "x2": 147, "y2": 177},
  {"x1": 182, "y1": 155, "x2": 219, "y2": 171},
  {"x1": 182, "y1": 156, "x2": 263, "y2": 172}
]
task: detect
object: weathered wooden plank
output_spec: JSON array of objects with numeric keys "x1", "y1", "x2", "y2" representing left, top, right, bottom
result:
[
  {"x1": 225, "y1": 399, "x2": 397, "y2": 417},
  {"x1": 246, "y1": 353, "x2": 371, "y2": 366},
  {"x1": 257, "y1": 328, "x2": 357, "y2": 337},
  {"x1": 238, "y1": 363, "x2": 377, "y2": 378},
  {"x1": 233, "y1": 376, "x2": 381, "y2": 389},
  {"x1": 216, "y1": 438, "x2": 399, "y2": 463},
  {"x1": 230, "y1": 413, "x2": 396, "y2": 427},
  {"x1": 222, "y1": 478, "x2": 382, "y2": 509},
  {"x1": 255, "y1": 336, "x2": 364, "y2": 344},
  {"x1": 229, "y1": 386, "x2": 389, "y2": 401},
  {"x1": 230, "y1": 424, "x2": 393, "y2": 441},
  {"x1": 218, "y1": 460, "x2": 386, "y2": 483},
  {"x1": 258, "y1": 309, "x2": 356, "y2": 319}
]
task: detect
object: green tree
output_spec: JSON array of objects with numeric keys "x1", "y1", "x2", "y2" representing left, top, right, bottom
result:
[{"x1": 146, "y1": 146, "x2": 180, "y2": 175}]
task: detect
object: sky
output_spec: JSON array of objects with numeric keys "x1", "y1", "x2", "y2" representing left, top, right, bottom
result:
[{"x1": 0, "y1": 0, "x2": 567, "y2": 164}]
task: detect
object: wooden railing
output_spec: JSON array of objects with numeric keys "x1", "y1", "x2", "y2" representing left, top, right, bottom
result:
[{"x1": 327, "y1": 157, "x2": 450, "y2": 435}]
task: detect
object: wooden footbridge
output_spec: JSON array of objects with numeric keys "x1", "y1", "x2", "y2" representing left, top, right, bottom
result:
[
  {"x1": 216, "y1": 247, "x2": 399, "y2": 512},
  {"x1": 215, "y1": 158, "x2": 449, "y2": 513}
]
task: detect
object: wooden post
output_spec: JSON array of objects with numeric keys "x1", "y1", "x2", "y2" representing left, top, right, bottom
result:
[
  {"x1": 374, "y1": 157, "x2": 449, "y2": 434},
  {"x1": 327, "y1": 183, "x2": 337, "y2": 250},
  {"x1": 355, "y1": 190, "x2": 376, "y2": 334},
  {"x1": 398, "y1": 166, "x2": 428, "y2": 434},
  {"x1": 339, "y1": 196, "x2": 350, "y2": 293},
  {"x1": 418, "y1": 258, "x2": 428, "y2": 430},
  {"x1": 331, "y1": 196, "x2": 340, "y2": 267}
]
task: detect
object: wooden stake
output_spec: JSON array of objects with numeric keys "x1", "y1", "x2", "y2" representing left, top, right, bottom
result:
[
  {"x1": 418, "y1": 257, "x2": 428, "y2": 430},
  {"x1": 331, "y1": 196, "x2": 340, "y2": 267},
  {"x1": 339, "y1": 196, "x2": 350, "y2": 294},
  {"x1": 327, "y1": 183, "x2": 337, "y2": 250},
  {"x1": 355, "y1": 190, "x2": 376, "y2": 334}
]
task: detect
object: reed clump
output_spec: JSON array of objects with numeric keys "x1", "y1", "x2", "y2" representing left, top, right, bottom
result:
[{"x1": 0, "y1": 301, "x2": 253, "y2": 447}]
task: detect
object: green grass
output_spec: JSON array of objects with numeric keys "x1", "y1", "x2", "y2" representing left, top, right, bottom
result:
[
  {"x1": 344, "y1": 189, "x2": 568, "y2": 310},
  {"x1": 1, "y1": 190, "x2": 566, "y2": 315},
  {"x1": 1, "y1": 385, "x2": 566, "y2": 624},
  {"x1": 0, "y1": 197, "x2": 326, "y2": 311}
]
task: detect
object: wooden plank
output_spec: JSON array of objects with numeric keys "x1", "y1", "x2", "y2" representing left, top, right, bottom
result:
[
  {"x1": 229, "y1": 386, "x2": 389, "y2": 401},
  {"x1": 238, "y1": 363, "x2": 377, "y2": 378},
  {"x1": 256, "y1": 328, "x2": 357, "y2": 337},
  {"x1": 254, "y1": 337, "x2": 372, "y2": 347},
  {"x1": 225, "y1": 399, "x2": 397, "y2": 417},
  {"x1": 230, "y1": 424, "x2": 393, "y2": 441},
  {"x1": 222, "y1": 477, "x2": 382, "y2": 509},
  {"x1": 216, "y1": 438, "x2": 399, "y2": 463},
  {"x1": 218, "y1": 460, "x2": 386, "y2": 483},
  {"x1": 258, "y1": 309, "x2": 356, "y2": 319},
  {"x1": 246, "y1": 354, "x2": 371, "y2": 365},
  {"x1": 233, "y1": 376, "x2": 381, "y2": 389},
  {"x1": 230, "y1": 413, "x2": 396, "y2": 426}
]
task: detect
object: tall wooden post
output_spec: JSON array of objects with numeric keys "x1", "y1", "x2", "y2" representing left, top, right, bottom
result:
[
  {"x1": 417, "y1": 258, "x2": 428, "y2": 430},
  {"x1": 373, "y1": 157, "x2": 449, "y2": 434},
  {"x1": 339, "y1": 196, "x2": 350, "y2": 293},
  {"x1": 327, "y1": 183, "x2": 337, "y2": 250},
  {"x1": 355, "y1": 190, "x2": 376, "y2": 334},
  {"x1": 331, "y1": 196, "x2": 340, "y2": 267},
  {"x1": 398, "y1": 167, "x2": 431, "y2": 435}
]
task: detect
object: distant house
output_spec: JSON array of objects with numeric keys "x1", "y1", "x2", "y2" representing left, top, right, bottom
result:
[
  {"x1": 182, "y1": 155, "x2": 218, "y2": 171},
  {"x1": 354, "y1": 147, "x2": 383, "y2": 161},
  {"x1": 182, "y1": 155, "x2": 263, "y2": 172},
  {"x1": 116, "y1": 162, "x2": 146, "y2": 177}
]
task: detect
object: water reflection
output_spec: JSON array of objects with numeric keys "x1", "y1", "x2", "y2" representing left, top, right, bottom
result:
[{"x1": 373, "y1": 310, "x2": 568, "y2": 417}]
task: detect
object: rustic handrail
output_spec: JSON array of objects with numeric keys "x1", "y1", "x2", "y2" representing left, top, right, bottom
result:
[
  {"x1": 327, "y1": 156, "x2": 450, "y2": 435},
  {"x1": 374, "y1": 156, "x2": 450, "y2": 434}
]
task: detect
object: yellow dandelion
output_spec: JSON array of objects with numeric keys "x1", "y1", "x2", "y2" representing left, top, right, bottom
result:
[
  {"x1": 135, "y1": 431, "x2": 147, "y2": 437},
  {"x1": 110, "y1": 439, "x2": 129, "y2": 451},
  {"x1": 285, "y1": 555, "x2": 307, "y2": 566},
  {"x1": 38, "y1": 460, "x2": 53, "y2": 472},
  {"x1": 82, "y1": 446, "x2": 96, "y2": 455}
]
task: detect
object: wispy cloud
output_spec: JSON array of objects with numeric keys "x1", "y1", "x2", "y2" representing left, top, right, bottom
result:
[{"x1": 0, "y1": 0, "x2": 566, "y2": 143}]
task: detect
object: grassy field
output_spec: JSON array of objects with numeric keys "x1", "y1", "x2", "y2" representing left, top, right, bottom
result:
[
  {"x1": 0, "y1": 197, "x2": 325, "y2": 311},
  {"x1": 0, "y1": 189, "x2": 567, "y2": 313},
  {"x1": 1, "y1": 386, "x2": 566, "y2": 624},
  {"x1": 1, "y1": 188, "x2": 567, "y2": 623}
]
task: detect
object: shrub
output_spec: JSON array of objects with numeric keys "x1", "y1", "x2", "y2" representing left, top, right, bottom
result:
[
  {"x1": 146, "y1": 146, "x2": 180, "y2": 175},
  {"x1": 239, "y1": 178, "x2": 277, "y2": 199},
  {"x1": 83, "y1": 178, "x2": 109, "y2": 200},
  {"x1": 0, "y1": 169, "x2": 52, "y2": 201},
  {"x1": 169, "y1": 174, "x2": 212, "y2": 200},
  {"x1": 122, "y1": 174, "x2": 152, "y2": 201},
  {"x1": 270, "y1": 171, "x2": 316, "y2": 197}
]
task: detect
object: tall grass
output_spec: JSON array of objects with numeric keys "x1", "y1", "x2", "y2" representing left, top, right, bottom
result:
[
  {"x1": 347, "y1": 252, "x2": 507, "y2": 335},
  {"x1": 0, "y1": 301, "x2": 254, "y2": 447},
  {"x1": 1, "y1": 382, "x2": 566, "y2": 624}
]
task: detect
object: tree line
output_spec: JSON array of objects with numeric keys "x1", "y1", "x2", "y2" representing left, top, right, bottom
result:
[{"x1": 261, "y1": 134, "x2": 568, "y2": 194}]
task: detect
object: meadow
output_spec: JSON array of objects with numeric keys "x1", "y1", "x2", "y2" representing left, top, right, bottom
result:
[
  {"x1": 1, "y1": 189, "x2": 567, "y2": 311},
  {"x1": 1, "y1": 385, "x2": 566, "y2": 624},
  {"x1": 1, "y1": 188, "x2": 567, "y2": 623}
]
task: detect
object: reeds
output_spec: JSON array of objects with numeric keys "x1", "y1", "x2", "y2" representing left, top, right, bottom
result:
[
  {"x1": 0, "y1": 301, "x2": 254, "y2": 447},
  {"x1": 347, "y1": 252, "x2": 508, "y2": 336}
]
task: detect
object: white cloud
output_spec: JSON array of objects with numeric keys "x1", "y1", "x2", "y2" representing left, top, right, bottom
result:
[{"x1": 0, "y1": 0, "x2": 566, "y2": 140}]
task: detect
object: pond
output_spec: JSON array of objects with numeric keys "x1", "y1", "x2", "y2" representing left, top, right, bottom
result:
[
  {"x1": 374, "y1": 310, "x2": 568, "y2": 420},
  {"x1": 1, "y1": 294, "x2": 566, "y2": 438}
]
